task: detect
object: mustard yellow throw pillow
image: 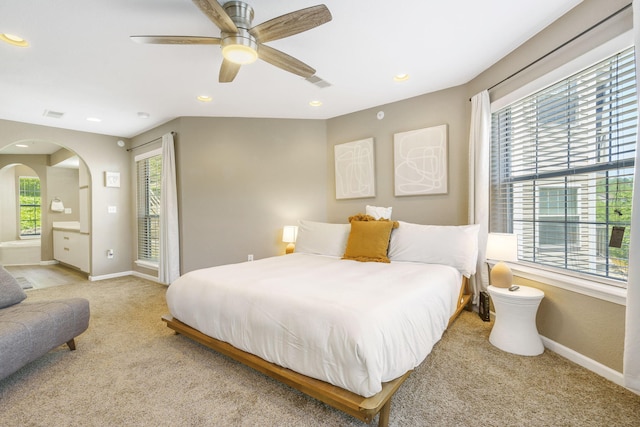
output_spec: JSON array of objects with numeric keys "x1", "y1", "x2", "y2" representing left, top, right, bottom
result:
[{"x1": 342, "y1": 215, "x2": 399, "y2": 263}]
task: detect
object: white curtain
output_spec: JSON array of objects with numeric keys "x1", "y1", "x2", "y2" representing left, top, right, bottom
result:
[
  {"x1": 159, "y1": 132, "x2": 180, "y2": 285},
  {"x1": 468, "y1": 90, "x2": 491, "y2": 304},
  {"x1": 623, "y1": 0, "x2": 640, "y2": 393}
]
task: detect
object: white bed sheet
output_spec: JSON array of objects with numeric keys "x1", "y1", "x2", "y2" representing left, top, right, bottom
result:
[{"x1": 166, "y1": 253, "x2": 462, "y2": 397}]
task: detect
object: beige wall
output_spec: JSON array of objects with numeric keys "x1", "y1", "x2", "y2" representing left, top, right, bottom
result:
[
  {"x1": 0, "y1": 166, "x2": 17, "y2": 242},
  {"x1": 326, "y1": 85, "x2": 469, "y2": 225},
  {"x1": 465, "y1": 0, "x2": 632, "y2": 372},
  {"x1": 130, "y1": 116, "x2": 327, "y2": 275}
]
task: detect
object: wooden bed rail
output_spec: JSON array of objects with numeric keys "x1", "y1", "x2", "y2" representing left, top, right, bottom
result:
[{"x1": 162, "y1": 315, "x2": 407, "y2": 426}]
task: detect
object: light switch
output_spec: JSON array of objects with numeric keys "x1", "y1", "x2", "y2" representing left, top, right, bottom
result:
[{"x1": 108, "y1": 206, "x2": 117, "y2": 213}]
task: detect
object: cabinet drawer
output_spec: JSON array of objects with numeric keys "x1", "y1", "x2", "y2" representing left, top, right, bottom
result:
[{"x1": 53, "y1": 229, "x2": 89, "y2": 272}]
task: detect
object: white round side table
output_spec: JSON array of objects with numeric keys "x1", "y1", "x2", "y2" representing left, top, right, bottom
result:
[{"x1": 487, "y1": 285, "x2": 545, "y2": 356}]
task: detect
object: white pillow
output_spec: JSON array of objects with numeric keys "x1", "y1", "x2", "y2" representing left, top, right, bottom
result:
[
  {"x1": 294, "y1": 220, "x2": 351, "y2": 257},
  {"x1": 388, "y1": 221, "x2": 480, "y2": 277},
  {"x1": 366, "y1": 205, "x2": 393, "y2": 220}
]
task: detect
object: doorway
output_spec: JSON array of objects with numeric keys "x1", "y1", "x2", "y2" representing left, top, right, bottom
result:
[{"x1": 0, "y1": 141, "x2": 91, "y2": 272}]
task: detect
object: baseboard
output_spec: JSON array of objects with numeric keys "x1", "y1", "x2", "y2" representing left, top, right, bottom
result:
[
  {"x1": 540, "y1": 335, "x2": 627, "y2": 389},
  {"x1": 89, "y1": 271, "x2": 134, "y2": 281},
  {"x1": 40, "y1": 260, "x2": 58, "y2": 265},
  {"x1": 131, "y1": 270, "x2": 162, "y2": 284},
  {"x1": 89, "y1": 270, "x2": 163, "y2": 284}
]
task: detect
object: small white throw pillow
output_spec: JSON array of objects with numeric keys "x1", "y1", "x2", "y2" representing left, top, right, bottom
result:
[{"x1": 365, "y1": 205, "x2": 393, "y2": 220}]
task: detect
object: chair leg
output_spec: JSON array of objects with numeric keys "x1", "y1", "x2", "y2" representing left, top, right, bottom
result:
[{"x1": 66, "y1": 338, "x2": 76, "y2": 351}]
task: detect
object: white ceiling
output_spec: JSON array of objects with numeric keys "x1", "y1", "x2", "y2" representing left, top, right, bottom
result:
[{"x1": 0, "y1": 0, "x2": 582, "y2": 143}]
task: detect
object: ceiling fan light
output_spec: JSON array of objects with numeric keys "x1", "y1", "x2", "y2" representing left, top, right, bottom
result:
[
  {"x1": 221, "y1": 30, "x2": 258, "y2": 65},
  {"x1": 222, "y1": 43, "x2": 258, "y2": 65}
]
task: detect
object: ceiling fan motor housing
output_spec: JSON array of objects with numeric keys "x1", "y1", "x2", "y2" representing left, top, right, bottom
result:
[{"x1": 221, "y1": 1, "x2": 258, "y2": 63}]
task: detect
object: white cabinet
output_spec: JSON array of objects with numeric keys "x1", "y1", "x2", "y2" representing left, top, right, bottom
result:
[{"x1": 53, "y1": 229, "x2": 89, "y2": 273}]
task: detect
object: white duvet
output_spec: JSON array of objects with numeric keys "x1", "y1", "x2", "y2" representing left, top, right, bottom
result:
[{"x1": 166, "y1": 253, "x2": 462, "y2": 397}]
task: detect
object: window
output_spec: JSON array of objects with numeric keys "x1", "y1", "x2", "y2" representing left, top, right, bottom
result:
[
  {"x1": 491, "y1": 47, "x2": 636, "y2": 285},
  {"x1": 538, "y1": 186, "x2": 579, "y2": 249},
  {"x1": 136, "y1": 149, "x2": 162, "y2": 265},
  {"x1": 19, "y1": 176, "x2": 41, "y2": 237}
]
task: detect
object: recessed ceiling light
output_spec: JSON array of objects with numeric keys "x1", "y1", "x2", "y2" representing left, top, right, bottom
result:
[
  {"x1": 309, "y1": 100, "x2": 323, "y2": 107},
  {"x1": 0, "y1": 33, "x2": 29, "y2": 47},
  {"x1": 15, "y1": 144, "x2": 28, "y2": 148},
  {"x1": 137, "y1": 111, "x2": 150, "y2": 119},
  {"x1": 86, "y1": 117, "x2": 102, "y2": 122},
  {"x1": 393, "y1": 73, "x2": 410, "y2": 82},
  {"x1": 197, "y1": 95, "x2": 212, "y2": 102}
]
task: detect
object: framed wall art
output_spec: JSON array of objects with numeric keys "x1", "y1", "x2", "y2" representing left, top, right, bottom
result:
[
  {"x1": 334, "y1": 137, "x2": 375, "y2": 199},
  {"x1": 104, "y1": 171, "x2": 121, "y2": 188},
  {"x1": 394, "y1": 125, "x2": 448, "y2": 196}
]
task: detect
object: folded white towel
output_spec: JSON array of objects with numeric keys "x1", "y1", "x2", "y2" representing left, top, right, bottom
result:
[{"x1": 50, "y1": 200, "x2": 65, "y2": 212}]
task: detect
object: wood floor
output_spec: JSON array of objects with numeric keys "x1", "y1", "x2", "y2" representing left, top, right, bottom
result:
[{"x1": 4, "y1": 264, "x2": 89, "y2": 289}]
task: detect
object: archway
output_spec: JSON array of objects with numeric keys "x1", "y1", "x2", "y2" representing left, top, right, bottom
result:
[
  {"x1": 0, "y1": 163, "x2": 42, "y2": 265},
  {"x1": 0, "y1": 140, "x2": 91, "y2": 272}
]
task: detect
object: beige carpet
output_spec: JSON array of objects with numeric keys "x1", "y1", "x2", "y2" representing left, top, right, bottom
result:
[{"x1": 0, "y1": 276, "x2": 638, "y2": 426}]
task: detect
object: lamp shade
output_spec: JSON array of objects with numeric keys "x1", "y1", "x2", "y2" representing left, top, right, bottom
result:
[
  {"x1": 486, "y1": 233, "x2": 518, "y2": 288},
  {"x1": 486, "y1": 233, "x2": 518, "y2": 262},
  {"x1": 282, "y1": 226, "x2": 298, "y2": 243}
]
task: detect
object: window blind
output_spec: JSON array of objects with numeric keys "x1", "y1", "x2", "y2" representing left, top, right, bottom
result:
[
  {"x1": 491, "y1": 47, "x2": 637, "y2": 284},
  {"x1": 136, "y1": 152, "x2": 162, "y2": 264}
]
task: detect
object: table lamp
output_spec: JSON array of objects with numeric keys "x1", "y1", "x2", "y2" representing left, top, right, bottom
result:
[
  {"x1": 282, "y1": 225, "x2": 298, "y2": 254},
  {"x1": 486, "y1": 233, "x2": 518, "y2": 288}
]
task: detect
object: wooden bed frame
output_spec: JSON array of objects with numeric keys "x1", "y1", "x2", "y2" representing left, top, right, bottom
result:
[{"x1": 162, "y1": 276, "x2": 471, "y2": 426}]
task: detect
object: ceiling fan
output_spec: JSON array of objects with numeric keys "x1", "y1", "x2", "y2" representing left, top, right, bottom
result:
[{"x1": 131, "y1": 0, "x2": 332, "y2": 83}]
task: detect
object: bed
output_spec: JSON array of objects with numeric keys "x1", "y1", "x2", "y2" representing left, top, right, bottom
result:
[{"x1": 165, "y1": 218, "x2": 479, "y2": 426}]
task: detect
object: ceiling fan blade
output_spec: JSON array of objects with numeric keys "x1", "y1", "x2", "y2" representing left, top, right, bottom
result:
[
  {"x1": 219, "y1": 59, "x2": 241, "y2": 83},
  {"x1": 258, "y1": 44, "x2": 315, "y2": 78},
  {"x1": 130, "y1": 36, "x2": 221, "y2": 45},
  {"x1": 192, "y1": 0, "x2": 238, "y2": 33},
  {"x1": 250, "y1": 5, "x2": 332, "y2": 43}
]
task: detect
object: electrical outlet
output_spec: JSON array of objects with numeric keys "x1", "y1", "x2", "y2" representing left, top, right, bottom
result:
[{"x1": 248, "y1": 254, "x2": 253, "y2": 262}]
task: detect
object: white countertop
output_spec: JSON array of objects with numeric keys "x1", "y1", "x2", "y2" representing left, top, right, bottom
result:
[{"x1": 52, "y1": 221, "x2": 81, "y2": 231}]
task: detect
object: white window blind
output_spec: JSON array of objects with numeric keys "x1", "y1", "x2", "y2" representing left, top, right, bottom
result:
[
  {"x1": 491, "y1": 46, "x2": 636, "y2": 285},
  {"x1": 136, "y1": 150, "x2": 162, "y2": 264}
]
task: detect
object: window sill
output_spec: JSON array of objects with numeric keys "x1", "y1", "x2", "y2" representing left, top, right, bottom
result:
[
  {"x1": 499, "y1": 261, "x2": 627, "y2": 306},
  {"x1": 20, "y1": 235, "x2": 41, "y2": 240},
  {"x1": 135, "y1": 260, "x2": 158, "y2": 271}
]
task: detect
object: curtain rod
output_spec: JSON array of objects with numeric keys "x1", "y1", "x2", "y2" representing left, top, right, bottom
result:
[
  {"x1": 474, "y1": 3, "x2": 632, "y2": 100},
  {"x1": 127, "y1": 131, "x2": 176, "y2": 152}
]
